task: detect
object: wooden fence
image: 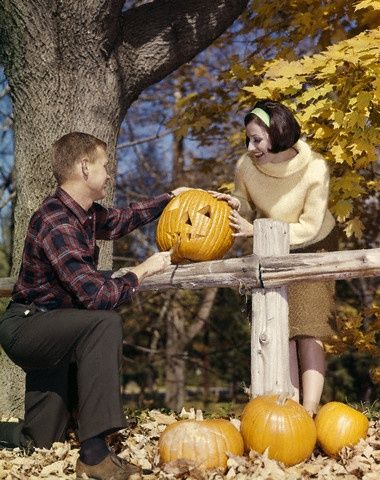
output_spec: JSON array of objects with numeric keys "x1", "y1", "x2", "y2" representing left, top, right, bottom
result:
[{"x1": 1, "y1": 219, "x2": 379, "y2": 397}]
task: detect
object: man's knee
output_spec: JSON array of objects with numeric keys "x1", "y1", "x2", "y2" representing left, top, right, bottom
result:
[
  {"x1": 106, "y1": 310, "x2": 122, "y2": 322},
  {"x1": 75, "y1": 310, "x2": 122, "y2": 355},
  {"x1": 103, "y1": 310, "x2": 122, "y2": 328},
  {"x1": 94, "y1": 310, "x2": 123, "y2": 339}
]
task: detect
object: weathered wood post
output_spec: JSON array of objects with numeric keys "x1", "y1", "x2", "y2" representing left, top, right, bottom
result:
[{"x1": 251, "y1": 219, "x2": 294, "y2": 397}]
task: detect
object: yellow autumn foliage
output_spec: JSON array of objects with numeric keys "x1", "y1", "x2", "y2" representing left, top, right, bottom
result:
[{"x1": 325, "y1": 305, "x2": 380, "y2": 369}]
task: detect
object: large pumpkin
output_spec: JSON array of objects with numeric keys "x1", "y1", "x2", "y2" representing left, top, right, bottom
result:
[
  {"x1": 240, "y1": 395, "x2": 317, "y2": 466},
  {"x1": 159, "y1": 418, "x2": 244, "y2": 470},
  {"x1": 156, "y1": 190, "x2": 234, "y2": 263},
  {"x1": 315, "y1": 401, "x2": 369, "y2": 457}
]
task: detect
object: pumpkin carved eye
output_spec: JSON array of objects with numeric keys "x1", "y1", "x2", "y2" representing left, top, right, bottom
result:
[
  {"x1": 198, "y1": 205, "x2": 211, "y2": 217},
  {"x1": 156, "y1": 190, "x2": 234, "y2": 263}
]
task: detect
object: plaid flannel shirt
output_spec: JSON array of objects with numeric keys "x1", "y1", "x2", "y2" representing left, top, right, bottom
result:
[{"x1": 12, "y1": 187, "x2": 171, "y2": 310}]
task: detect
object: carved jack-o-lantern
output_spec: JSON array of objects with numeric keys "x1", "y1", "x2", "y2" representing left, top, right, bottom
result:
[{"x1": 156, "y1": 190, "x2": 234, "y2": 263}]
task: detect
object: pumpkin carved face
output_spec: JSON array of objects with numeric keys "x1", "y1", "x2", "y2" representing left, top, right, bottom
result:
[{"x1": 156, "y1": 190, "x2": 234, "y2": 263}]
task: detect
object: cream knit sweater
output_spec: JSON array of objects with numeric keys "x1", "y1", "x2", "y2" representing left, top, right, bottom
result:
[{"x1": 233, "y1": 139, "x2": 336, "y2": 249}]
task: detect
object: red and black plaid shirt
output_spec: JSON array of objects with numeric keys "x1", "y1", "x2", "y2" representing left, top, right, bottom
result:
[{"x1": 12, "y1": 187, "x2": 171, "y2": 310}]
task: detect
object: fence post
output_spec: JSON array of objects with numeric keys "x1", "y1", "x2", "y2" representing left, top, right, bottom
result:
[{"x1": 250, "y1": 219, "x2": 294, "y2": 397}]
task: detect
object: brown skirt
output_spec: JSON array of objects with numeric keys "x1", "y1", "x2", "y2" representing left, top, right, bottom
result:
[{"x1": 288, "y1": 228, "x2": 339, "y2": 340}]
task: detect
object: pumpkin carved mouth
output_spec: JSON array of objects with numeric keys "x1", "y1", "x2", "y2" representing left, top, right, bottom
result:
[{"x1": 156, "y1": 190, "x2": 234, "y2": 263}]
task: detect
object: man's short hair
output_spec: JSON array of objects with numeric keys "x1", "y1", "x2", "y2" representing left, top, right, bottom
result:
[
  {"x1": 244, "y1": 100, "x2": 301, "y2": 153},
  {"x1": 52, "y1": 132, "x2": 107, "y2": 185}
]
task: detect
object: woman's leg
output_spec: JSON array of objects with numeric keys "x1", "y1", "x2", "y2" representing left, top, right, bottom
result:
[
  {"x1": 289, "y1": 338, "x2": 300, "y2": 403},
  {"x1": 298, "y1": 337, "x2": 325, "y2": 415}
]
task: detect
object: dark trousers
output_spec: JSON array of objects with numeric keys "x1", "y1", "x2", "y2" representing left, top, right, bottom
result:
[{"x1": 0, "y1": 303, "x2": 127, "y2": 448}]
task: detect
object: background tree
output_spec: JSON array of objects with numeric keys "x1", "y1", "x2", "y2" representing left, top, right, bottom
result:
[{"x1": 0, "y1": 0, "x2": 248, "y2": 417}]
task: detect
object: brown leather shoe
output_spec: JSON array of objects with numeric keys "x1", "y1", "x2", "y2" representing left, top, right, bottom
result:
[{"x1": 76, "y1": 453, "x2": 142, "y2": 479}]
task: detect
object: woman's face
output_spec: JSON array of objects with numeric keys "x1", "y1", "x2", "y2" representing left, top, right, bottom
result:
[{"x1": 246, "y1": 120, "x2": 272, "y2": 163}]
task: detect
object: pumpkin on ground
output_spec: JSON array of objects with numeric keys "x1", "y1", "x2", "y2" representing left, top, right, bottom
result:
[
  {"x1": 158, "y1": 418, "x2": 244, "y2": 470},
  {"x1": 315, "y1": 401, "x2": 369, "y2": 457},
  {"x1": 240, "y1": 395, "x2": 317, "y2": 466},
  {"x1": 156, "y1": 189, "x2": 234, "y2": 263}
]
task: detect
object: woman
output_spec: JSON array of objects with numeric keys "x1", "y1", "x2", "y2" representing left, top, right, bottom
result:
[{"x1": 229, "y1": 99, "x2": 338, "y2": 416}]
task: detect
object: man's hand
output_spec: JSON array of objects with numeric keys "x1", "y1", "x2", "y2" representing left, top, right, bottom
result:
[
  {"x1": 111, "y1": 267, "x2": 132, "y2": 279},
  {"x1": 208, "y1": 191, "x2": 241, "y2": 211},
  {"x1": 229, "y1": 210, "x2": 253, "y2": 237},
  {"x1": 111, "y1": 251, "x2": 172, "y2": 280},
  {"x1": 140, "y1": 251, "x2": 172, "y2": 275}
]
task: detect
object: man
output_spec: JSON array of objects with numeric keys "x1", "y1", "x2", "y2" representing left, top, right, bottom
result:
[{"x1": 0, "y1": 132, "x2": 187, "y2": 479}]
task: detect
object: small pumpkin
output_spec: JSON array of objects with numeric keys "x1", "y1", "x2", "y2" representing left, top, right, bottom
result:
[
  {"x1": 315, "y1": 401, "x2": 369, "y2": 457},
  {"x1": 159, "y1": 418, "x2": 244, "y2": 469},
  {"x1": 240, "y1": 395, "x2": 317, "y2": 466},
  {"x1": 156, "y1": 190, "x2": 234, "y2": 263}
]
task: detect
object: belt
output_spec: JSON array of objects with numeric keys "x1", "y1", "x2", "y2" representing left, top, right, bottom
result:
[{"x1": 7, "y1": 301, "x2": 48, "y2": 315}]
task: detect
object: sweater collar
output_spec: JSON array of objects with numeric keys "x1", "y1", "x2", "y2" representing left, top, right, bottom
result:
[{"x1": 251, "y1": 139, "x2": 311, "y2": 178}]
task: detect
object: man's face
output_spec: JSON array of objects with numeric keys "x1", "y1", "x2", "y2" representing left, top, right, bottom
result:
[{"x1": 86, "y1": 146, "x2": 110, "y2": 201}]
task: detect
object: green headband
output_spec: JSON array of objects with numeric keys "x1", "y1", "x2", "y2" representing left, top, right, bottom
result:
[{"x1": 250, "y1": 107, "x2": 270, "y2": 128}]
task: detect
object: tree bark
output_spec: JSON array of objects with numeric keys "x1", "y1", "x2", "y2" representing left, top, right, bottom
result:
[{"x1": 0, "y1": 0, "x2": 248, "y2": 416}]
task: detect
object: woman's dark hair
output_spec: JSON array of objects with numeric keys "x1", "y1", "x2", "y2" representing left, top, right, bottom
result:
[{"x1": 244, "y1": 100, "x2": 301, "y2": 153}]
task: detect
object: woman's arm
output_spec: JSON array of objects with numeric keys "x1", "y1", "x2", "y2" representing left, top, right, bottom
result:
[{"x1": 289, "y1": 159, "x2": 331, "y2": 246}]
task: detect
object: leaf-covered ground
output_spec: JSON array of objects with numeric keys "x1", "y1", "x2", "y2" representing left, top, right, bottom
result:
[{"x1": 0, "y1": 409, "x2": 379, "y2": 480}]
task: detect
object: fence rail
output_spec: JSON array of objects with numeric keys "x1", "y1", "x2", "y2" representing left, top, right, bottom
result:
[{"x1": 1, "y1": 248, "x2": 379, "y2": 296}]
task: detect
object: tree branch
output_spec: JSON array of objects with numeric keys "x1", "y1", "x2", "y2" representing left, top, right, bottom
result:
[
  {"x1": 117, "y1": 128, "x2": 176, "y2": 149},
  {"x1": 0, "y1": 191, "x2": 15, "y2": 210},
  {"x1": 117, "y1": 0, "x2": 248, "y2": 96}
]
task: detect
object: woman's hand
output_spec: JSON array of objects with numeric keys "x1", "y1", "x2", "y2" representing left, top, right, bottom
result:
[
  {"x1": 111, "y1": 251, "x2": 172, "y2": 280},
  {"x1": 208, "y1": 191, "x2": 241, "y2": 211},
  {"x1": 229, "y1": 210, "x2": 253, "y2": 237}
]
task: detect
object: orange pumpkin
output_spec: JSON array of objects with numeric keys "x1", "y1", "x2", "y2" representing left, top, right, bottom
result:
[
  {"x1": 240, "y1": 395, "x2": 317, "y2": 466},
  {"x1": 156, "y1": 190, "x2": 234, "y2": 263},
  {"x1": 315, "y1": 401, "x2": 369, "y2": 457},
  {"x1": 159, "y1": 418, "x2": 244, "y2": 469}
]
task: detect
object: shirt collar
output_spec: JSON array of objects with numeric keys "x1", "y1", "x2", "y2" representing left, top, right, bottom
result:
[{"x1": 54, "y1": 187, "x2": 94, "y2": 225}]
